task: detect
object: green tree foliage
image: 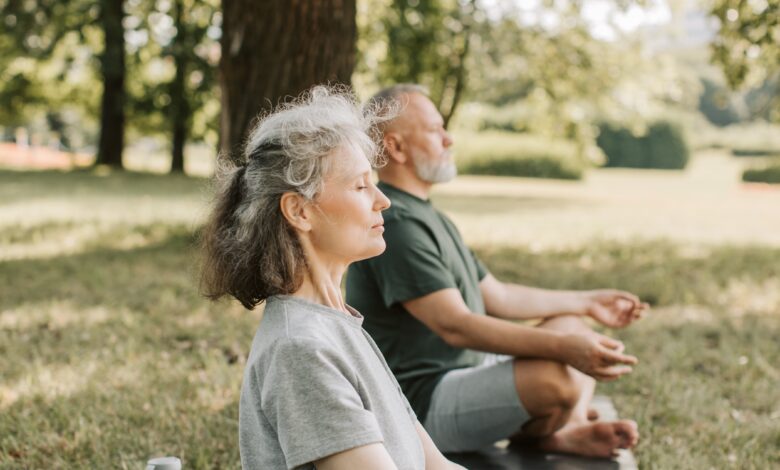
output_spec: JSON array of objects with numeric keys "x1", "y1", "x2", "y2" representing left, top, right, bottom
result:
[
  {"x1": 358, "y1": 0, "x2": 480, "y2": 126},
  {"x1": 0, "y1": 0, "x2": 127, "y2": 166},
  {"x1": 0, "y1": 0, "x2": 100, "y2": 131},
  {"x1": 358, "y1": 0, "x2": 658, "y2": 163},
  {"x1": 125, "y1": 0, "x2": 220, "y2": 172},
  {"x1": 1, "y1": 0, "x2": 220, "y2": 171},
  {"x1": 710, "y1": 0, "x2": 780, "y2": 120}
]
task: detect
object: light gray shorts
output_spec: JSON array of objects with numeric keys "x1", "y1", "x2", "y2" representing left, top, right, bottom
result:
[{"x1": 422, "y1": 358, "x2": 530, "y2": 453}]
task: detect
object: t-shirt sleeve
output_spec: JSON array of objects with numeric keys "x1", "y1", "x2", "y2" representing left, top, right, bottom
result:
[
  {"x1": 368, "y1": 217, "x2": 458, "y2": 307},
  {"x1": 470, "y1": 248, "x2": 489, "y2": 281},
  {"x1": 259, "y1": 338, "x2": 384, "y2": 469}
]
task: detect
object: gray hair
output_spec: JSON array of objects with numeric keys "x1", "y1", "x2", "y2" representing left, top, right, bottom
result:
[
  {"x1": 366, "y1": 84, "x2": 429, "y2": 131},
  {"x1": 200, "y1": 85, "x2": 388, "y2": 309}
]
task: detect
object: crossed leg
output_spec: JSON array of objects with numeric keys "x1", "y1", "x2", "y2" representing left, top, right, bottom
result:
[{"x1": 511, "y1": 315, "x2": 639, "y2": 458}]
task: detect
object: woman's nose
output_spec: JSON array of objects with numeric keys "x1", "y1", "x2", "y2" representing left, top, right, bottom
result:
[{"x1": 374, "y1": 186, "x2": 391, "y2": 211}]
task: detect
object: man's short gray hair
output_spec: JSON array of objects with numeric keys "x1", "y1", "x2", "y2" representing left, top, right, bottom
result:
[
  {"x1": 366, "y1": 84, "x2": 429, "y2": 129},
  {"x1": 200, "y1": 85, "x2": 388, "y2": 309},
  {"x1": 367, "y1": 84, "x2": 429, "y2": 108}
]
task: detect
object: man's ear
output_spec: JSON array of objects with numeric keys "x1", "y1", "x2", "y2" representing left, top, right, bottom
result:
[
  {"x1": 383, "y1": 132, "x2": 408, "y2": 164},
  {"x1": 279, "y1": 192, "x2": 313, "y2": 232}
]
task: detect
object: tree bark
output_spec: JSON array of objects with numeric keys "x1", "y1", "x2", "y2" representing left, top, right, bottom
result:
[
  {"x1": 219, "y1": 0, "x2": 357, "y2": 155},
  {"x1": 169, "y1": 0, "x2": 188, "y2": 173},
  {"x1": 95, "y1": 0, "x2": 125, "y2": 168}
]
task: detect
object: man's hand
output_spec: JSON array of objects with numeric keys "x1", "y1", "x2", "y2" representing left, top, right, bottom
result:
[
  {"x1": 559, "y1": 332, "x2": 638, "y2": 381},
  {"x1": 584, "y1": 289, "x2": 649, "y2": 329}
]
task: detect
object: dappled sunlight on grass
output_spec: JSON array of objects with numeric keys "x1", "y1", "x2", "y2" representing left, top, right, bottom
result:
[
  {"x1": 476, "y1": 240, "x2": 780, "y2": 311},
  {"x1": 717, "y1": 278, "x2": 780, "y2": 316},
  {"x1": 1, "y1": 167, "x2": 778, "y2": 467},
  {"x1": 603, "y1": 310, "x2": 780, "y2": 467},
  {"x1": 0, "y1": 221, "x2": 192, "y2": 261},
  {"x1": 1, "y1": 358, "x2": 108, "y2": 409},
  {"x1": 0, "y1": 301, "x2": 116, "y2": 331}
]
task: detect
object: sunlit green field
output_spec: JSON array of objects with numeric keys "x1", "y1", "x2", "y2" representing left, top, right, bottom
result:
[{"x1": 1, "y1": 150, "x2": 778, "y2": 468}]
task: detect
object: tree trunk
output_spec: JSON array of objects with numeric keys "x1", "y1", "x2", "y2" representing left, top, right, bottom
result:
[
  {"x1": 169, "y1": 0, "x2": 188, "y2": 173},
  {"x1": 219, "y1": 0, "x2": 357, "y2": 155},
  {"x1": 95, "y1": 0, "x2": 125, "y2": 168},
  {"x1": 442, "y1": 31, "x2": 470, "y2": 129},
  {"x1": 441, "y1": 0, "x2": 476, "y2": 128}
]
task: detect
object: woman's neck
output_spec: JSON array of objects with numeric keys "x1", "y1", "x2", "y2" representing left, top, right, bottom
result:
[{"x1": 291, "y1": 248, "x2": 349, "y2": 313}]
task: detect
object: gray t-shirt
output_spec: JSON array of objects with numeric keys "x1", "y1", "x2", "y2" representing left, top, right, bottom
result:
[{"x1": 239, "y1": 295, "x2": 425, "y2": 470}]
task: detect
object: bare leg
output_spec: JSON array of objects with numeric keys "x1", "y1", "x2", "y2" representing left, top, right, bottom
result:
[
  {"x1": 510, "y1": 315, "x2": 595, "y2": 437},
  {"x1": 511, "y1": 315, "x2": 639, "y2": 457},
  {"x1": 511, "y1": 358, "x2": 580, "y2": 437},
  {"x1": 536, "y1": 315, "x2": 597, "y2": 426}
]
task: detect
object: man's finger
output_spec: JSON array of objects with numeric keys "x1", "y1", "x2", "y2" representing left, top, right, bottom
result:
[
  {"x1": 629, "y1": 302, "x2": 649, "y2": 321},
  {"x1": 592, "y1": 365, "x2": 633, "y2": 380},
  {"x1": 616, "y1": 292, "x2": 640, "y2": 309},
  {"x1": 601, "y1": 347, "x2": 638, "y2": 366},
  {"x1": 598, "y1": 335, "x2": 625, "y2": 351},
  {"x1": 633, "y1": 302, "x2": 649, "y2": 313}
]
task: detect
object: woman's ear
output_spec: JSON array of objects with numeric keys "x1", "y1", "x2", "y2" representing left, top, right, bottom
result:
[
  {"x1": 279, "y1": 192, "x2": 313, "y2": 232},
  {"x1": 383, "y1": 132, "x2": 408, "y2": 164}
]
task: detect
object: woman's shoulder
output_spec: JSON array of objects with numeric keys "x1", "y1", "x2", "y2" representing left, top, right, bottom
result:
[
  {"x1": 250, "y1": 303, "x2": 345, "y2": 358},
  {"x1": 248, "y1": 333, "x2": 359, "y2": 392}
]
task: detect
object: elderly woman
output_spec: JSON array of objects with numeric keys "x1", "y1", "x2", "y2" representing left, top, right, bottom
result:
[{"x1": 200, "y1": 87, "x2": 461, "y2": 470}]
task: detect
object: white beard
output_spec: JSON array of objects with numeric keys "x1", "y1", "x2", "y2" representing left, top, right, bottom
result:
[{"x1": 412, "y1": 151, "x2": 457, "y2": 183}]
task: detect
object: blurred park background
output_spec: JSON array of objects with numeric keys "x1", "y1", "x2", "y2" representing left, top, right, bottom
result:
[{"x1": 1, "y1": 0, "x2": 779, "y2": 468}]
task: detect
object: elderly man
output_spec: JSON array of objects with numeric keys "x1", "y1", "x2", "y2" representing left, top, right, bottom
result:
[{"x1": 346, "y1": 84, "x2": 647, "y2": 458}]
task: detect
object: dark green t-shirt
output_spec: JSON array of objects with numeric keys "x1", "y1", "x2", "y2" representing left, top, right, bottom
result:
[{"x1": 346, "y1": 182, "x2": 489, "y2": 421}]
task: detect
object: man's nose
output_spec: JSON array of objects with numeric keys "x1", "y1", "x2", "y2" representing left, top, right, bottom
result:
[{"x1": 443, "y1": 131, "x2": 453, "y2": 148}]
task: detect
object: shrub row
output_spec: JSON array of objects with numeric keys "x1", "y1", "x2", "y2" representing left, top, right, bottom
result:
[
  {"x1": 596, "y1": 121, "x2": 690, "y2": 170},
  {"x1": 459, "y1": 156, "x2": 582, "y2": 180},
  {"x1": 453, "y1": 131, "x2": 585, "y2": 180},
  {"x1": 742, "y1": 164, "x2": 780, "y2": 184},
  {"x1": 732, "y1": 149, "x2": 780, "y2": 157}
]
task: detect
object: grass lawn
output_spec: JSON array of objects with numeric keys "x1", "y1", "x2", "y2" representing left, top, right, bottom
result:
[{"x1": 1, "y1": 150, "x2": 778, "y2": 468}]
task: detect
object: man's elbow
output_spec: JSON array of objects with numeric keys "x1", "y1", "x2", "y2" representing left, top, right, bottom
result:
[{"x1": 434, "y1": 318, "x2": 471, "y2": 349}]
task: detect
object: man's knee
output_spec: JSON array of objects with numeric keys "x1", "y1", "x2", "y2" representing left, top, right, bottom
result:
[{"x1": 513, "y1": 358, "x2": 580, "y2": 417}]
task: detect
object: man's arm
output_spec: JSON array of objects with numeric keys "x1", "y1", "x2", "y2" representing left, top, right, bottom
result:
[
  {"x1": 403, "y1": 288, "x2": 637, "y2": 381},
  {"x1": 480, "y1": 274, "x2": 589, "y2": 320},
  {"x1": 480, "y1": 274, "x2": 648, "y2": 327}
]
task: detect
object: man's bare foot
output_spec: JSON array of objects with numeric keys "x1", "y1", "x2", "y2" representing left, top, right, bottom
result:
[
  {"x1": 587, "y1": 408, "x2": 599, "y2": 421},
  {"x1": 539, "y1": 420, "x2": 639, "y2": 459}
]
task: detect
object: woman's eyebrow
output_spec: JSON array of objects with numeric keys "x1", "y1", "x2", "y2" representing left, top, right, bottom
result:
[
  {"x1": 350, "y1": 169, "x2": 371, "y2": 180},
  {"x1": 337, "y1": 168, "x2": 370, "y2": 183}
]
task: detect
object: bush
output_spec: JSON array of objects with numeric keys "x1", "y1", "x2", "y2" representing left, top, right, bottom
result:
[
  {"x1": 459, "y1": 156, "x2": 582, "y2": 180},
  {"x1": 453, "y1": 131, "x2": 585, "y2": 180},
  {"x1": 732, "y1": 149, "x2": 780, "y2": 157},
  {"x1": 597, "y1": 121, "x2": 690, "y2": 170},
  {"x1": 742, "y1": 164, "x2": 780, "y2": 184}
]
